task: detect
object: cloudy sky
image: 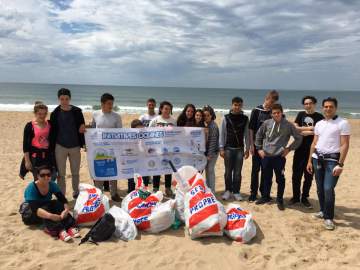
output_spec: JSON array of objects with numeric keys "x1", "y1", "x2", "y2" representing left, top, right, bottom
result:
[{"x1": 0, "y1": 0, "x2": 359, "y2": 90}]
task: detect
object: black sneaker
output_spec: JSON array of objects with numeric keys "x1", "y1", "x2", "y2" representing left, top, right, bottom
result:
[
  {"x1": 111, "y1": 193, "x2": 122, "y2": 202},
  {"x1": 301, "y1": 198, "x2": 313, "y2": 209},
  {"x1": 248, "y1": 194, "x2": 257, "y2": 202},
  {"x1": 277, "y1": 201, "x2": 285, "y2": 211},
  {"x1": 255, "y1": 197, "x2": 271, "y2": 205},
  {"x1": 288, "y1": 198, "x2": 300, "y2": 205}
]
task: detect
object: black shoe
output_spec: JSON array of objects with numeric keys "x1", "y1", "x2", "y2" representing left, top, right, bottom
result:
[
  {"x1": 277, "y1": 201, "x2": 285, "y2": 211},
  {"x1": 111, "y1": 193, "x2": 121, "y2": 202},
  {"x1": 248, "y1": 194, "x2": 257, "y2": 202},
  {"x1": 255, "y1": 197, "x2": 271, "y2": 205},
  {"x1": 288, "y1": 198, "x2": 300, "y2": 205},
  {"x1": 301, "y1": 198, "x2": 313, "y2": 209}
]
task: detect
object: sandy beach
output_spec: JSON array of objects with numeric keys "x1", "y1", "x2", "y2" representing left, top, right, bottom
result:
[{"x1": 0, "y1": 111, "x2": 359, "y2": 270}]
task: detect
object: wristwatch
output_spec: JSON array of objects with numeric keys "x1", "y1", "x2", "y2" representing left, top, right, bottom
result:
[{"x1": 337, "y1": 162, "x2": 344, "y2": 167}]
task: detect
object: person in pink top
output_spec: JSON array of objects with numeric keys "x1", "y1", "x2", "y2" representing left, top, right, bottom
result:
[{"x1": 20, "y1": 102, "x2": 56, "y2": 180}]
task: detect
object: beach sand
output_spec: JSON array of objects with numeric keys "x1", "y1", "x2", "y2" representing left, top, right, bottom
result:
[{"x1": 0, "y1": 111, "x2": 359, "y2": 270}]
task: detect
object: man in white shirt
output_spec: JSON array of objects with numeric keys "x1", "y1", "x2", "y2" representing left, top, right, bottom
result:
[
  {"x1": 91, "y1": 93, "x2": 122, "y2": 202},
  {"x1": 139, "y1": 98, "x2": 157, "y2": 127},
  {"x1": 307, "y1": 97, "x2": 350, "y2": 230}
]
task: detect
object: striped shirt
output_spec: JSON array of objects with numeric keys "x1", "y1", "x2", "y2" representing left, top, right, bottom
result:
[{"x1": 206, "y1": 121, "x2": 219, "y2": 157}]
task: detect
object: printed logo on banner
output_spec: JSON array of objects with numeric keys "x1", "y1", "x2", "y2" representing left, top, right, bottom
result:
[
  {"x1": 173, "y1": 157, "x2": 181, "y2": 165},
  {"x1": 93, "y1": 148, "x2": 117, "y2": 177},
  {"x1": 148, "y1": 160, "x2": 156, "y2": 168},
  {"x1": 147, "y1": 148, "x2": 156, "y2": 154},
  {"x1": 122, "y1": 148, "x2": 136, "y2": 156},
  {"x1": 162, "y1": 147, "x2": 169, "y2": 154},
  {"x1": 190, "y1": 130, "x2": 202, "y2": 137},
  {"x1": 173, "y1": 146, "x2": 180, "y2": 153},
  {"x1": 161, "y1": 159, "x2": 169, "y2": 166}
]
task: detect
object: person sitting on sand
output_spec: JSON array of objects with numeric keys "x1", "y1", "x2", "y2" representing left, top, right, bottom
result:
[
  {"x1": 20, "y1": 102, "x2": 56, "y2": 180},
  {"x1": 307, "y1": 97, "x2": 350, "y2": 230},
  {"x1": 23, "y1": 165, "x2": 80, "y2": 242}
]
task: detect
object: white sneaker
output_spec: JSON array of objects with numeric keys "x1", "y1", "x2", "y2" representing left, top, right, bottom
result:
[
  {"x1": 222, "y1": 191, "x2": 232, "y2": 201},
  {"x1": 312, "y1": 211, "x2": 324, "y2": 219},
  {"x1": 324, "y1": 219, "x2": 335, "y2": 230},
  {"x1": 233, "y1": 193, "x2": 243, "y2": 201}
]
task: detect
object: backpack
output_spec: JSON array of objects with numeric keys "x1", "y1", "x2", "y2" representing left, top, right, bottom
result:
[
  {"x1": 79, "y1": 213, "x2": 116, "y2": 245},
  {"x1": 19, "y1": 202, "x2": 41, "y2": 225}
]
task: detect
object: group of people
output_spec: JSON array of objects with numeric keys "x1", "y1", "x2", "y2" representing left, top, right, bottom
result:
[{"x1": 20, "y1": 88, "x2": 350, "y2": 242}]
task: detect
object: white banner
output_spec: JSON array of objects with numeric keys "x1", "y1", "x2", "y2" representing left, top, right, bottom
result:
[{"x1": 85, "y1": 127, "x2": 207, "y2": 180}]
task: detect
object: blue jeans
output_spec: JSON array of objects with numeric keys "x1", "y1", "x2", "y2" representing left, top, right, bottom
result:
[
  {"x1": 224, "y1": 148, "x2": 244, "y2": 193},
  {"x1": 205, "y1": 153, "x2": 219, "y2": 193},
  {"x1": 261, "y1": 156, "x2": 285, "y2": 202},
  {"x1": 312, "y1": 158, "x2": 339, "y2": 220}
]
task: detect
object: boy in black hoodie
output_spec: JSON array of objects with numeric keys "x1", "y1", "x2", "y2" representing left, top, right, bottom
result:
[
  {"x1": 50, "y1": 88, "x2": 85, "y2": 199},
  {"x1": 248, "y1": 90, "x2": 279, "y2": 202}
]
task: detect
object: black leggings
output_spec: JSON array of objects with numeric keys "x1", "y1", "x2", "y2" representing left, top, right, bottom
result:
[
  {"x1": 153, "y1": 174, "x2": 172, "y2": 189},
  {"x1": 128, "y1": 176, "x2": 150, "y2": 192},
  {"x1": 40, "y1": 200, "x2": 75, "y2": 234}
]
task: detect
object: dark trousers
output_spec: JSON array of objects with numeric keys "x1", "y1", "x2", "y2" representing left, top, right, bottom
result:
[
  {"x1": 128, "y1": 176, "x2": 150, "y2": 192},
  {"x1": 35, "y1": 200, "x2": 75, "y2": 234},
  {"x1": 262, "y1": 156, "x2": 286, "y2": 202},
  {"x1": 19, "y1": 152, "x2": 56, "y2": 180},
  {"x1": 224, "y1": 147, "x2": 244, "y2": 193},
  {"x1": 153, "y1": 175, "x2": 172, "y2": 189},
  {"x1": 292, "y1": 149, "x2": 313, "y2": 200},
  {"x1": 313, "y1": 158, "x2": 339, "y2": 220},
  {"x1": 250, "y1": 151, "x2": 265, "y2": 196}
]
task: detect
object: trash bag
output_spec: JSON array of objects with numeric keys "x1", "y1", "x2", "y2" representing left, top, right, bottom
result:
[
  {"x1": 108, "y1": 206, "x2": 137, "y2": 241},
  {"x1": 122, "y1": 174, "x2": 175, "y2": 233},
  {"x1": 224, "y1": 203, "x2": 256, "y2": 243},
  {"x1": 184, "y1": 173, "x2": 227, "y2": 239},
  {"x1": 74, "y1": 183, "x2": 110, "y2": 226}
]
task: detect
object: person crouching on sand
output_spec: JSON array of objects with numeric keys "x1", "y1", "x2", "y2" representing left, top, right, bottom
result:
[{"x1": 22, "y1": 165, "x2": 80, "y2": 242}]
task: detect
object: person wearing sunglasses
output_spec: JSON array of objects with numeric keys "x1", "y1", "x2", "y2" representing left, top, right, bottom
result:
[{"x1": 23, "y1": 165, "x2": 80, "y2": 242}]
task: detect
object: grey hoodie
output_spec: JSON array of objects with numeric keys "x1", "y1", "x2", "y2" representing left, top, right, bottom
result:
[{"x1": 255, "y1": 118, "x2": 302, "y2": 156}]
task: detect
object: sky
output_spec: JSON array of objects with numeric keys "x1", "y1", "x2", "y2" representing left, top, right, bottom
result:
[{"x1": 0, "y1": 0, "x2": 359, "y2": 90}]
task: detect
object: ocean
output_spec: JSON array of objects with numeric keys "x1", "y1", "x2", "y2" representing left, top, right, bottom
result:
[{"x1": 0, "y1": 82, "x2": 359, "y2": 118}]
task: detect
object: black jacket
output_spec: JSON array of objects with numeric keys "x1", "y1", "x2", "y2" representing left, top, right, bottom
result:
[{"x1": 49, "y1": 105, "x2": 85, "y2": 150}]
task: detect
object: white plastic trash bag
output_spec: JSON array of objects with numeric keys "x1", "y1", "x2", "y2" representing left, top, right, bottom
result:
[
  {"x1": 74, "y1": 183, "x2": 110, "y2": 226},
  {"x1": 173, "y1": 165, "x2": 200, "y2": 223},
  {"x1": 224, "y1": 203, "x2": 256, "y2": 243},
  {"x1": 122, "y1": 174, "x2": 174, "y2": 233},
  {"x1": 146, "y1": 199, "x2": 176, "y2": 234},
  {"x1": 174, "y1": 188, "x2": 185, "y2": 222},
  {"x1": 108, "y1": 206, "x2": 137, "y2": 241},
  {"x1": 184, "y1": 173, "x2": 227, "y2": 239}
]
